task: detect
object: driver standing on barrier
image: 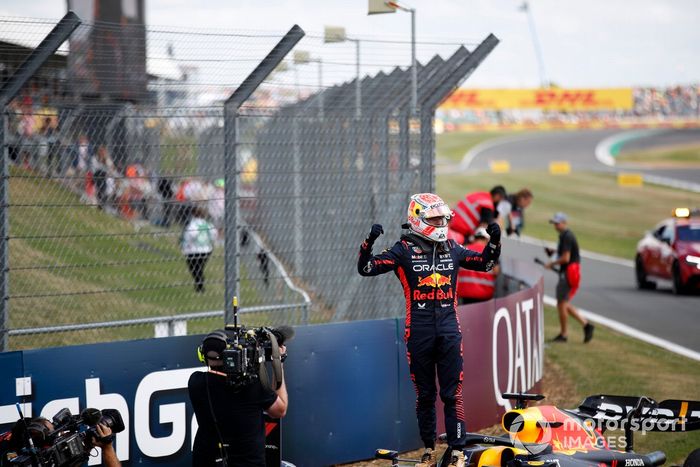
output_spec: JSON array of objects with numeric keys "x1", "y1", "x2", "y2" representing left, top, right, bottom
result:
[
  {"x1": 188, "y1": 331, "x2": 288, "y2": 467},
  {"x1": 357, "y1": 193, "x2": 501, "y2": 467}
]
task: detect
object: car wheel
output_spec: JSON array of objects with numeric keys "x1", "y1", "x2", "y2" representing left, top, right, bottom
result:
[
  {"x1": 635, "y1": 255, "x2": 655, "y2": 290},
  {"x1": 672, "y1": 262, "x2": 687, "y2": 295},
  {"x1": 684, "y1": 448, "x2": 700, "y2": 467}
]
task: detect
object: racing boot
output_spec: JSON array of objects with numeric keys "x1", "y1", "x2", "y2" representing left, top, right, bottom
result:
[
  {"x1": 416, "y1": 447, "x2": 437, "y2": 467},
  {"x1": 583, "y1": 323, "x2": 595, "y2": 343},
  {"x1": 447, "y1": 449, "x2": 465, "y2": 467}
]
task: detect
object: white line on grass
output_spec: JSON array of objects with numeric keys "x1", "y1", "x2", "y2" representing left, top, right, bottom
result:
[
  {"x1": 515, "y1": 235, "x2": 634, "y2": 268},
  {"x1": 459, "y1": 133, "x2": 541, "y2": 171},
  {"x1": 543, "y1": 295, "x2": 700, "y2": 362}
]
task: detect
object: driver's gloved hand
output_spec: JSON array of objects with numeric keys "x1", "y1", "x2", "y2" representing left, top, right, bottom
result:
[{"x1": 366, "y1": 224, "x2": 384, "y2": 245}]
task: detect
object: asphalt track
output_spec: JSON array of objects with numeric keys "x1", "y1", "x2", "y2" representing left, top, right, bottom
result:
[
  {"x1": 460, "y1": 129, "x2": 700, "y2": 353},
  {"x1": 463, "y1": 129, "x2": 700, "y2": 185},
  {"x1": 616, "y1": 128, "x2": 700, "y2": 184},
  {"x1": 504, "y1": 236, "x2": 699, "y2": 352}
]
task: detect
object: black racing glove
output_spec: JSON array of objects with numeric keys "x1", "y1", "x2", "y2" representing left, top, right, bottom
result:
[
  {"x1": 366, "y1": 224, "x2": 384, "y2": 244},
  {"x1": 486, "y1": 222, "x2": 501, "y2": 245}
]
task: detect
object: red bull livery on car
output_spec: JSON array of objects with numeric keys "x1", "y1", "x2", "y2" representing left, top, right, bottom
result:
[
  {"x1": 635, "y1": 208, "x2": 700, "y2": 294},
  {"x1": 375, "y1": 393, "x2": 700, "y2": 467}
]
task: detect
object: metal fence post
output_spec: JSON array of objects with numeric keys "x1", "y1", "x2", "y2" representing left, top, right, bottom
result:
[
  {"x1": 292, "y1": 114, "x2": 303, "y2": 277},
  {"x1": 223, "y1": 104, "x2": 238, "y2": 325},
  {"x1": 0, "y1": 117, "x2": 6, "y2": 351},
  {"x1": 0, "y1": 12, "x2": 81, "y2": 351},
  {"x1": 223, "y1": 24, "x2": 305, "y2": 324}
]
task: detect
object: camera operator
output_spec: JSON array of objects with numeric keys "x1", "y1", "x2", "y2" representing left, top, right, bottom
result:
[
  {"x1": 92, "y1": 423, "x2": 120, "y2": 467},
  {"x1": 1, "y1": 416, "x2": 121, "y2": 467},
  {"x1": 188, "y1": 332, "x2": 288, "y2": 467}
]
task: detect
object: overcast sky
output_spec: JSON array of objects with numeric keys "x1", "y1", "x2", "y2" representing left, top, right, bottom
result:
[{"x1": 1, "y1": 0, "x2": 699, "y2": 89}]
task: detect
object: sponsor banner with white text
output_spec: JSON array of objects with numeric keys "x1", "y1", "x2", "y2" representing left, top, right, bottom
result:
[{"x1": 0, "y1": 266, "x2": 545, "y2": 466}]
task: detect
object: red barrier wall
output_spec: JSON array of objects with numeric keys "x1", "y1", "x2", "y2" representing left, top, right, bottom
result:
[{"x1": 434, "y1": 275, "x2": 544, "y2": 432}]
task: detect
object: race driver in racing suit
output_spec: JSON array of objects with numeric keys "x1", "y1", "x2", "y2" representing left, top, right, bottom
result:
[{"x1": 357, "y1": 193, "x2": 501, "y2": 467}]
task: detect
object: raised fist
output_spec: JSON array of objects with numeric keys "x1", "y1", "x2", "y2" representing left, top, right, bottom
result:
[
  {"x1": 367, "y1": 224, "x2": 384, "y2": 244},
  {"x1": 486, "y1": 222, "x2": 501, "y2": 245}
]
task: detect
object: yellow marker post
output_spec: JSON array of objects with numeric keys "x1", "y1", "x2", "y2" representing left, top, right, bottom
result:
[
  {"x1": 617, "y1": 173, "x2": 644, "y2": 187},
  {"x1": 489, "y1": 160, "x2": 511, "y2": 173},
  {"x1": 549, "y1": 161, "x2": 571, "y2": 175}
]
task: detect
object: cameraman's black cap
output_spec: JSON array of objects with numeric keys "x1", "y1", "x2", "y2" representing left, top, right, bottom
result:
[{"x1": 202, "y1": 331, "x2": 227, "y2": 358}]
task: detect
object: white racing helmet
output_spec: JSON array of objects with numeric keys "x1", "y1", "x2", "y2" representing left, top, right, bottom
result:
[{"x1": 407, "y1": 193, "x2": 453, "y2": 242}]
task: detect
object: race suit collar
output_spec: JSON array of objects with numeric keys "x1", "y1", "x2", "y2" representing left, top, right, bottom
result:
[{"x1": 401, "y1": 232, "x2": 450, "y2": 253}]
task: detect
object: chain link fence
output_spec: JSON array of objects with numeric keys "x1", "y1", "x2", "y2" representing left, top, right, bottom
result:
[{"x1": 0, "y1": 14, "x2": 496, "y2": 350}]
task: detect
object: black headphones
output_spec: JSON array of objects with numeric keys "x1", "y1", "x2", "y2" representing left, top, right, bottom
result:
[
  {"x1": 197, "y1": 330, "x2": 229, "y2": 363},
  {"x1": 25, "y1": 418, "x2": 52, "y2": 447}
]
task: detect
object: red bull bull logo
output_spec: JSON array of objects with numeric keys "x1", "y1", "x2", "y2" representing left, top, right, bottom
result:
[
  {"x1": 416, "y1": 273, "x2": 451, "y2": 288},
  {"x1": 414, "y1": 273, "x2": 454, "y2": 301}
]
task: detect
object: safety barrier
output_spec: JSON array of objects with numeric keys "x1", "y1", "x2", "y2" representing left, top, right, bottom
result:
[{"x1": 0, "y1": 259, "x2": 542, "y2": 466}]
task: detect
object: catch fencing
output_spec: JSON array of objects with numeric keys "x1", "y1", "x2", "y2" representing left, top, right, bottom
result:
[{"x1": 0, "y1": 13, "x2": 497, "y2": 350}]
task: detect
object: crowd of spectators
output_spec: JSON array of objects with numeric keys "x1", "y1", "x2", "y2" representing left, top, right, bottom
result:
[
  {"x1": 5, "y1": 85, "x2": 226, "y2": 237},
  {"x1": 631, "y1": 85, "x2": 699, "y2": 117}
]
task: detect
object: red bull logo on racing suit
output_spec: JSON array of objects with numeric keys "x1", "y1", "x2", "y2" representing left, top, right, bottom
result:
[{"x1": 413, "y1": 273, "x2": 454, "y2": 301}]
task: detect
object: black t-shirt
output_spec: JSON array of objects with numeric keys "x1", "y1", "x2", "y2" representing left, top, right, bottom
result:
[
  {"x1": 188, "y1": 371, "x2": 277, "y2": 467},
  {"x1": 557, "y1": 229, "x2": 580, "y2": 270}
]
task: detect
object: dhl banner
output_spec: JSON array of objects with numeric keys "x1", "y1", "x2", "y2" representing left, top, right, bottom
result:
[{"x1": 440, "y1": 88, "x2": 634, "y2": 111}]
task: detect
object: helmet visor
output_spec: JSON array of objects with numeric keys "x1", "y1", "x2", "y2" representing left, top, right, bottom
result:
[
  {"x1": 424, "y1": 216, "x2": 447, "y2": 227},
  {"x1": 421, "y1": 204, "x2": 452, "y2": 221}
]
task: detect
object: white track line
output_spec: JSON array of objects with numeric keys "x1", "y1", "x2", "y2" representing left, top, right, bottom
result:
[
  {"x1": 594, "y1": 130, "x2": 700, "y2": 192},
  {"x1": 542, "y1": 295, "x2": 700, "y2": 362},
  {"x1": 643, "y1": 174, "x2": 700, "y2": 193},
  {"x1": 515, "y1": 234, "x2": 634, "y2": 268},
  {"x1": 459, "y1": 133, "x2": 542, "y2": 171},
  {"x1": 594, "y1": 129, "x2": 665, "y2": 167}
]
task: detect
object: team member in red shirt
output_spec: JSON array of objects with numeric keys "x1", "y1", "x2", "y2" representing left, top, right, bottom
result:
[
  {"x1": 546, "y1": 212, "x2": 594, "y2": 343},
  {"x1": 457, "y1": 227, "x2": 499, "y2": 304},
  {"x1": 450, "y1": 186, "x2": 507, "y2": 239}
]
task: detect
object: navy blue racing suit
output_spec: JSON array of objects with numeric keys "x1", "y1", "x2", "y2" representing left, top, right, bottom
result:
[{"x1": 357, "y1": 232, "x2": 500, "y2": 448}]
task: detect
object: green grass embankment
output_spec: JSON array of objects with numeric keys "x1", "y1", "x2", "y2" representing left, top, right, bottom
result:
[
  {"x1": 438, "y1": 170, "x2": 699, "y2": 259},
  {"x1": 617, "y1": 143, "x2": 700, "y2": 167},
  {"x1": 8, "y1": 165, "x2": 239, "y2": 348}
]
